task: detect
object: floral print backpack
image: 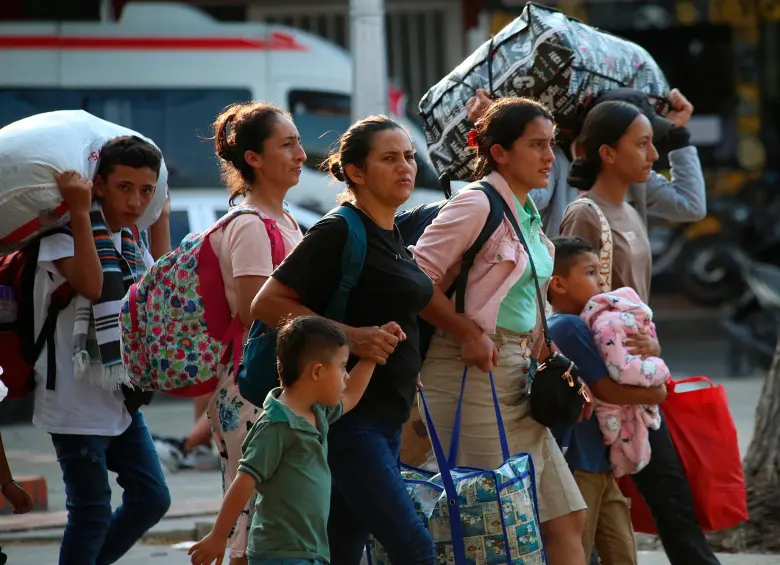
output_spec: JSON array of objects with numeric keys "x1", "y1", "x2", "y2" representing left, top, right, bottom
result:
[{"x1": 120, "y1": 206, "x2": 285, "y2": 398}]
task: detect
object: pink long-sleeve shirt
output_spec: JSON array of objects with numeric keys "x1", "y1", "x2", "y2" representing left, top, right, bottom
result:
[{"x1": 410, "y1": 171, "x2": 554, "y2": 357}]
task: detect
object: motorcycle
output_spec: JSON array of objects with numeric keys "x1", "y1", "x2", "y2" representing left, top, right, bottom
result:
[
  {"x1": 649, "y1": 195, "x2": 748, "y2": 303},
  {"x1": 720, "y1": 251, "x2": 780, "y2": 377},
  {"x1": 670, "y1": 196, "x2": 750, "y2": 306},
  {"x1": 672, "y1": 174, "x2": 780, "y2": 307}
]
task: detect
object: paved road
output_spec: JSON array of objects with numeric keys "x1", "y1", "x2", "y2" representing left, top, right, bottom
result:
[
  {"x1": 2, "y1": 399, "x2": 223, "y2": 514},
  {"x1": 2, "y1": 542, "x2": 779, "y2": 565},
  {"x1": 1, "y1": 542, "x2": 205, "y2": 565}
]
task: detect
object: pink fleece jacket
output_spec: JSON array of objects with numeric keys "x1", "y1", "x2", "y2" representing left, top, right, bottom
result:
[
  {"x1": 409, "y1": 171, "x2": 554, "y2": 359},
  {"x1": 581, "y1": 286, "x2": 670, "y2": 477}
]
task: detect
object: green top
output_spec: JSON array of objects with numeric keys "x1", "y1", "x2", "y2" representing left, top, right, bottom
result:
[
  {"x1": 238, "y1": 388, "x2": 343, "y2": 563},
  {"x1": 496, "y1": 196, "x2": 553, "y2": 334}
]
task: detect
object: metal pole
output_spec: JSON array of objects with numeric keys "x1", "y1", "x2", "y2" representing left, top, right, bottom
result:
[
  {"x1": 99, "y1": 0, "x2": 115, "y2": 22},
  {"x1": 349, "y1": 0, "x2": 388, "y2": 122}
]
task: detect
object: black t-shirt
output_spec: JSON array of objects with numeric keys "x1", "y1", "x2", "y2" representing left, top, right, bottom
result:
[{"x1": 272, "y1": 203, "x2": 434, "y2": 426}]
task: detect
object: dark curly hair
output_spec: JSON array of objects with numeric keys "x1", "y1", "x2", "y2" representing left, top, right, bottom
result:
[
  {"x1": 471, "y1": 97, "x2": 554, "y2": 179},
  {"x1": 96, "y1": 135, "x2": 162, "y2": 181},
  {"x1": 213, "y1": 102, "x2": 291, "y2": 205},
  {"x1": 324, "y1": 114, "x2": 408, "y2": 204}
]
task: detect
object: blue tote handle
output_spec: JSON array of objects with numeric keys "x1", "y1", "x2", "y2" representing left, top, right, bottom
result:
[
  {"x1": 418, "y1": 387, "x2": 468, "y2": 565},
  {"x1": 418, "y1": 367, "x2": 510, "y2": 565},
  {"x1": 447, "y1": 367, "x2": 511, "y2": 468},
  {"x1": 419, "y1": 369, "x2": 546, "y2": 565}
]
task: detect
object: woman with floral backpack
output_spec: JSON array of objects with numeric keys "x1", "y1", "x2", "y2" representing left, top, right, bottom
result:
[{"x1": 202, "y1": 102, "x2": 307, "y2": 565}]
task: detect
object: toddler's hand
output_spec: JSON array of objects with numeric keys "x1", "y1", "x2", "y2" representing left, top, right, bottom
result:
[
  {"x1": 188, "y1": 531, "x2": 226, "y2": 565},
  {"x1": 626, "y1": 329, "x2": 661, "y2": 359},
  {"x1": 380, "y1": 321, "x2": 406, "y2": 342},
  {"x1": 1, "y1": 481, "x2": 33, "y2": 514}
]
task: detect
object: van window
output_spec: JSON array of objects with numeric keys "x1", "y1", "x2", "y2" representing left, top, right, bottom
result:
[
  {"x1": 169, "y1": 210, "x2": 192, "y2": 247},
  {"x1": 0, "y1": 88, "x2": 251, "y2": 188},
  {"x1": 289, "y1": 89, "x2": 441, "y2": 189}
]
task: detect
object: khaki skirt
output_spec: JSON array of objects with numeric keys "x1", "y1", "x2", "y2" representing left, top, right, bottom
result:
[{"x1": 418, "y1": 328, "x2": 586, "y2": 523}]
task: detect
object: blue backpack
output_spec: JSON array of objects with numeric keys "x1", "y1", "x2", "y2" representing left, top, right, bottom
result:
[
  {"x1": 237, "y1": 206, "x2": 366, "y2": 406},
  {"x1": 238, "y1": 181, "x2": 505, "y2": 407}
]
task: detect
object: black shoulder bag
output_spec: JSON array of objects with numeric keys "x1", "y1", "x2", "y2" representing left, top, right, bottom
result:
[{"x1": 501, "y1": 200, "x2": 591, "y2": 428}]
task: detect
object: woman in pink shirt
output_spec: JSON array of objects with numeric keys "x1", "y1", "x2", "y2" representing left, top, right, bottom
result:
[
  {"x1": 206, "y1": 102, "x2": 306, "y2": 565},
  {"x1": 411, "y1": 97, "x2": 588, "y2": 565}
]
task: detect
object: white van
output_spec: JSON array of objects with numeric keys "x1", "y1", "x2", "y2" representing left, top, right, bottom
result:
[
  {"x1": 0, "y1": 1, "x2": 447, "y2": 245},
  {"x1": 169, "y1": 190, "x2": 323, "y2": 249}
]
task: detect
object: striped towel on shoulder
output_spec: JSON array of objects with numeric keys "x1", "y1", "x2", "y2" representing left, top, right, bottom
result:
[{"x1": 68, "y1": 201, "x2": 148, "y2": 390}]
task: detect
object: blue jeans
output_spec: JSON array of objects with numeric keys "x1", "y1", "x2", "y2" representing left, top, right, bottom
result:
[
  {"x1": 50, "y1": 410, "x2": 171, "y2": 565},
  {"x1": 327, "y1": 414, "x2": 435, "y2": 565},
  {"x1": 249, "y1": 557, "x2": 325, "y2": 565}
]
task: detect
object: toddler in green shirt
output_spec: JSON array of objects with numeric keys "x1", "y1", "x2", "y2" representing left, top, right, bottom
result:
[{"x1": 189, "y1": 315, "x2": 395, "y2": 565}]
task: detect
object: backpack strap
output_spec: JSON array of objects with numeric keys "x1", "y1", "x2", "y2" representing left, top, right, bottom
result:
[
  {"x1": 568, "y1": 198, "x2": 613, "y2": 290},
  {"x1": 210, "y1": 205, "x2": 264, "y2": 233},
  {"x1": 203, "y1": 206, "x2": 288, "y2": 370},
  {"x1": 18, "y1": 240, "x2": 41, "y2": 363},
  {"x1": 38, "y1": 284, "x2": 75, "y2": 390},
  {"x1": 323, "y1": 206, "x2": 367, "y2": 321},
  {"x1": 449, "y1": 181, "x2": 505, "y2": 313},
  {"x1": 17, "y1": 238, "x2": 75, "y2": 391}
]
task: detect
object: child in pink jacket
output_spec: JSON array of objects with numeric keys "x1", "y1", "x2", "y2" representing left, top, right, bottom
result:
[{"x1": 580, "y1": 286, "x2": 670, "y2": 477}]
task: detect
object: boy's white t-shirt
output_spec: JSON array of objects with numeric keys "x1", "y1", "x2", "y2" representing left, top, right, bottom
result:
[{"x1": 32, "y1": 231, "x2": 154, "y2": 436}]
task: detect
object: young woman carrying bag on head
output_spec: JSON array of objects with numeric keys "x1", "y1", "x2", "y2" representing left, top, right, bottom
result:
[{"x1": 560, "y1": 100, "x2": 721, "y2": 565}]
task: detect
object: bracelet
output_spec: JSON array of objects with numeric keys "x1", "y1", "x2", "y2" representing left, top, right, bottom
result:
[{"x1": 0, "y1": 479, "x2": 15, "y2": 490}]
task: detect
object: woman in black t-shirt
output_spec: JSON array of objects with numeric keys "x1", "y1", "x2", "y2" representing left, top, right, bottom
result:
[{"x1": 252, "y1": 115, "x2": 435, "y2": 564}]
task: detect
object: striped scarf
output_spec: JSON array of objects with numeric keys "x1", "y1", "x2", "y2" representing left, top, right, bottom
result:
[{"x1": 70, "y1": 202, "x2": 147, "y2": 390}]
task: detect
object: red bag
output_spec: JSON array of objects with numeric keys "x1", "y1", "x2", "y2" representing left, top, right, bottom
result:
[
  {"x1": 0, "y1": 239, "x2": 74, "y2": 399},
  {"x1": 619, "y1": 376, "x2": 748, "y2": 533}
]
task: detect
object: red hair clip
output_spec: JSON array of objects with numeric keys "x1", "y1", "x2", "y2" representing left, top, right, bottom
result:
[{"x1": 467, "y1": 128, "x2": 479, "y2": 148}]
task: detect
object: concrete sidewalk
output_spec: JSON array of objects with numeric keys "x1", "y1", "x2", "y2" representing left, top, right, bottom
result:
[{"x1": 0, "y1": 399, "x2": 223, "y2": 529}]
